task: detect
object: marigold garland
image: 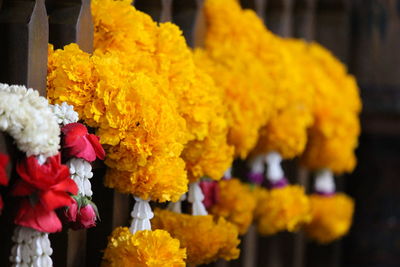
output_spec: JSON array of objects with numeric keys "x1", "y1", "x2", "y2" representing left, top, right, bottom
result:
[
  {"x1": 254, "y1": 185, "x2": 311, "y2": 235},
  {"x1": 209, "y1": 179, "x2": 256, "y2": 235},
  {"x1": 305, "y1": 193, "x2": 354, "y2": 244},
  {"x1": 102, "y1": 227, "x2": 186, "y2": 267},
  {"x1": 152, "y1": 209, "x2": 240, "y2": 266}
]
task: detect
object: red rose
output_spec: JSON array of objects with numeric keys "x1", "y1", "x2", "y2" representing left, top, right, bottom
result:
[
  {"x1": 12, "y1": 154, "x2": 78, "y2": 233},
  {"x1": 199, "y1": 180, "x2": 220, "y2": 209},
  {"x1": 61, "y1": 123, "x2": 105, "y2": 162}
]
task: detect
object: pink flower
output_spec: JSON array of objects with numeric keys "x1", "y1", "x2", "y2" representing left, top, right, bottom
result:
[
  {"x1": 62, "y1": 198, "x2": 98, "y2": 230},
  {"x1": 73, "y1": 204, "x2": 97, "y2": 229},
  {"x1": 199, "y1": 180, "x2": 220, "y2": 209},
  {"x1": 61, "y1": 123, "x2": 105, "y2": 162},
  {"x1": 63, "y1": 199, "x2": 79, "y2": 222}
]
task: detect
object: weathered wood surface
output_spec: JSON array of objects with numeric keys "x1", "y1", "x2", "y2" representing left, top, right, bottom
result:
[{"x1": 46, "y1": 0, "x2": 93, "y2": 53}]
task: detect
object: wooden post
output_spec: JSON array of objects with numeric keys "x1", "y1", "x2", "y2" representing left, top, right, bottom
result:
[
  {"x1": 265, "y1": 0, "x2": 294, "y2": 37},
  {"x1": 294, "y1": 0, "x2": 317, "y2": 41},
  {"x1": 160, "y1": 0, "x2": 173, "y2": 22},
  {"x1": 46, "y1": 0, "x2": 94, "y2": 53},
  {"x1": 172, "y1": 0, "x2": 196, "y2": 47},
  {"x1": 0, "y1": 0, "x2": 48, "y2": 93},
  {"x1": 193, "y1": 0, "x2": 205, "y2": 47}
]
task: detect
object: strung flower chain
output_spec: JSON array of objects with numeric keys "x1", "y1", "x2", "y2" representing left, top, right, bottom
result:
[
  {"x1": 0, "y1": 83, "x2": 62, "y2": 267},
  {"x1": 10, "y1": 226, "x2": 53, "y2": 267},
  {"x1": 52, "y1": 102, "x2": 103, "y2": 230}
]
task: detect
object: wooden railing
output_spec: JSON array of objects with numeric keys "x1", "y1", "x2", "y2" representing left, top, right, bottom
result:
[{"x1": 0, "y1": 0, "x2": 393, "y2": 266}]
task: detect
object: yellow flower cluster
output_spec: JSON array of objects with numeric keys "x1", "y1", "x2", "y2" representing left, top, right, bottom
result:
[
  {"x1": 253, "y1": 39, "x2": 314, "y2": 159},
  {"x1": 305, "y1": 193, "x2": 354, "y2": 243},
  {"x1": 300, "y1": 43, "x2": 361, "y2": 174},
  {"x1": 254, "y1": 185, "x2": 311, "y2": 235},
  {"x1": 94, "y1": 0, "x2": 234, "y2": 183},
  {"x1": 48, "y1": 44, "x2": 189, "y2": 202},
  {"x1": 152, "y1": 209, "x2": 240, "y2": 266},
  {"x1": 200, "y1": 0, "x2": 275, "y2": 158},
  {"x1": 210, "y1": 179, "x2": 256, "y2": 235},
  {"x1": 102, "y1": 227, "x2": 186, "y2": 267}
]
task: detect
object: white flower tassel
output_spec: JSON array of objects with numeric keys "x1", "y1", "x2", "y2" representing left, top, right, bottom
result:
[
  {"x1": 129, "y1": 197, "x2": 154, "y2": 234},
  {"x1": 168, "y1": 194, "x2": 186, "y2": 214},
  {"x1": 10, "y1": 226, "x2": 53, "y2": 267},
  {"x1": 188, "y1": 182, "x2": 208, "y2": 216},
  {"x1": 265, "y1": 152, "x2": 284, "y2": 183},
  {"x1": 224, "y1": 167, "x2": 232, "y2": 179},
  {"x1": 315, "y1": 169, "x2": 336, "y2": 194},
  {"x1": 248, "y1": 154, "x2": 265, "y2": 174},
  {"x1": 67, "y1": 158, "x2": 93, "y2": 197}
]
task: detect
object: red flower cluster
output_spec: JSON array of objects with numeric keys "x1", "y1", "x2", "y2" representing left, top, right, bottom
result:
[
  {"x1": 0, "y1": 153, "x2": 9, "y2": 214},
  {"x1": 61, "y1": 123, "x2": 105, "y2": 162},
  {"x1": 12, "y1": 154, "x2": 77, "y2": 233}
]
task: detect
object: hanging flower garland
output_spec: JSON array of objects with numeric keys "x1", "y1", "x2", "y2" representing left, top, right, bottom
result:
[
  {"x1": 0, "y1": 83, "x2": 77, "y2": 267},
  {"x1": 51, "y1": 103, "x2": 105, "y2": 229},
  {"x1": 298, "y1": 43, "x2": 360, "y2": 243},
  {"x1": 305, "y1": 170, "x2": 354, "y2": 243}
]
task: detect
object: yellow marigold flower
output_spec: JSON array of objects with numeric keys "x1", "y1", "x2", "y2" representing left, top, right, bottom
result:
[
  {"x1": 253, "y1": 185, "x2": 269, "y2": 221},
  {"x1": 255, "y1": 185, "x2": 312, "y2": 235},
  {"x1": 47, "y1": 44, "x2": 99, "y2": 125},
  {"x1": 102, "y1": 227, "x2": 186, "y2": 267},
  {"x1": 105, "y1": 155, "x2": 187, "y2": 202},
  {"x1": 201, "y1": 0, "x2": 275, "y2": 158},
  {"x1": 92, "y1": 0, "x2": 158, "y2": 54},
  {"x1": 253, "y1": 39, "x2": 314, "y2": 159},
  {"x1": 305, "y1": 193, "x2": 354, "y2": 244},
  {"x1": 152, "y1": 209, "x2": 240, "y2": 266},
  {"x1": 210, "y1": 179, "x2": 256, "y2": 235},
  {"x1": 301, "y1": 43, "x2": 361, "y2": 174}
]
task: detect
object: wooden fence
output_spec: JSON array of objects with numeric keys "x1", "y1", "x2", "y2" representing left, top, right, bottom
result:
[{"x1": 0, "y1": 0, "x2": 397, "y2": 266}]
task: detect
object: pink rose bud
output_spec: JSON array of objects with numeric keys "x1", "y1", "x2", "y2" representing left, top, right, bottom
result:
[
  {"x1": 72, "y1": 204, "x2": 97, "y2": 230},
  {"x1": 64, "y1": 200, "x2": 78, "y2": 222}
]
